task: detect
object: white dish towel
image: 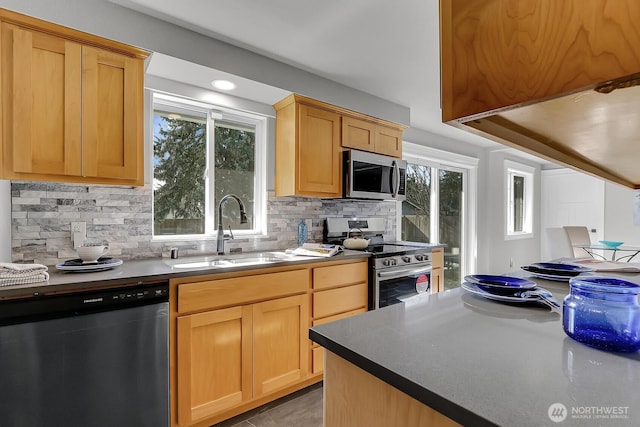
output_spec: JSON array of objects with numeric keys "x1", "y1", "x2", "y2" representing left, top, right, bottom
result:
[{"x1": 0, "y1": 262, "x2": 50, "y2": 286}]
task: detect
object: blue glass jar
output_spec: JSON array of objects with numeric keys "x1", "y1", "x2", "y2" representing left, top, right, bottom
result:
[{"x1": 563, "y1": 276, "x2": 640, "y2": 352}]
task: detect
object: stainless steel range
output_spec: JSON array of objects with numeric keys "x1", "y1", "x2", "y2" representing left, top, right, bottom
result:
[{"x1": 324, "y1": 217, "x2": 434, "y2": 309}]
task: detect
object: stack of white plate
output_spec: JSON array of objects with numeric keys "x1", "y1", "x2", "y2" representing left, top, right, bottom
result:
[{"x1": 55, "y1": 257, "x2": 123, "y2": 273}]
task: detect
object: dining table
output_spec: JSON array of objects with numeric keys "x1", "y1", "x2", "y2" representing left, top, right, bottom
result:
[{"x1": 573, "y1": 243, "x2": 640, "y2": 262}]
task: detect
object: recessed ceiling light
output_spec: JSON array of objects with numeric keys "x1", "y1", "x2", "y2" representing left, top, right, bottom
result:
[{"x1": 211, "y1": 79, "x2": 236, "y2": 91}]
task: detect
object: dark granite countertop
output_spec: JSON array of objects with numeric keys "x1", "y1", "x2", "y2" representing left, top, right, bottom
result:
[
  {"x1": 0, "y1": 250, "x2": 370, "y2": 299},
  {"x1": 310, "y1": 275, "x2": 640, "y2": 427}
]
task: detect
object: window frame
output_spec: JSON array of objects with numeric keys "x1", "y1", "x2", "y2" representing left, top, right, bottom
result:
[
  {"x1": 151, "y1": 92, "x2": 267, "y2": 240},
  {"x1": 504, "y1": 160, "x2": 534, "y2": 240}
]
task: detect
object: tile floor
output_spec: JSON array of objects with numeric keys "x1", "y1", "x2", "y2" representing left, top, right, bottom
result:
[{"x1": 213, "y1": 383, "x2": 323, "y2": 427}]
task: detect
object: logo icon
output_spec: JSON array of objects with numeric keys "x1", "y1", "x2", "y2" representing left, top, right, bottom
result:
[{"x1": 548, "y1": 403, "x2": 568, "y2": 423}]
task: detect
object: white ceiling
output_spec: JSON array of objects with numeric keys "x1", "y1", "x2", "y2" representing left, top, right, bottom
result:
[{"x1": 116, "y1": 0, "x2": 508, "y2": 149}]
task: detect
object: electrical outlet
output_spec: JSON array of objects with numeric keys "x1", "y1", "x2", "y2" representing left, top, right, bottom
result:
[
  {"x1": 509, "y1": 257, "x2": 514, "y2": 268},
  {"x1": 71, "y1": 221, "x2": 86, "y2": 249},
  {"x1": 71, "y1": 221, "x2": 86, "y2": 234}
]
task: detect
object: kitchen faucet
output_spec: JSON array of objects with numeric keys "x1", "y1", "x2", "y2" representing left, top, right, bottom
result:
[{"x1": 217, "y1": 194, "x2": 248, "y2": 255}]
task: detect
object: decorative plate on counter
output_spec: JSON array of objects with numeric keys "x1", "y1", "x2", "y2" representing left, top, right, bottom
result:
[
  {"x1": 521, "y1": 262, "x2": 591, "y2": 281},
  {"x1": 56, "y1": 257, "x2": 123, "y2": 272},
  {"x1": 461, "y1": 282, "x2": 540, "y2": 304},
  {"x1": 464, "y1": 275, "x2": 537, "y2": 295}
]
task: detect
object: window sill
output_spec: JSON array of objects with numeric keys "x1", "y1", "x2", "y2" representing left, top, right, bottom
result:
[
  {"x1": 151, "y1": 231, "x2": 267, "y2": 243},
  {"x1": 505, "y1": 232, "x2": 533, "y2": 241}
]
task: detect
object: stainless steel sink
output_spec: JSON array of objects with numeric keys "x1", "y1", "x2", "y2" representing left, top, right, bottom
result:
[{"x1": 164, "y1": 251, "x2": 313, "y2": 269}]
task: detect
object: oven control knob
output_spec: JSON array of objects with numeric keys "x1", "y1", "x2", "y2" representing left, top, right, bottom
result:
[
  {"x1": 383, "y1": 259, "x2": 391, "y2": 267},
  {"x1": 401, "y1": 256, "x2": 411, "y2": 263},
  {"x1": 415, "y1": 255, "x2": 424, "y2": 261}
]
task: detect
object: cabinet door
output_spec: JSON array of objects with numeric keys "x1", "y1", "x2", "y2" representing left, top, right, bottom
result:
[
  {"x1": 253, "y1": 294, "x2": 309, "y2": 396},
  {"x1": 342, "y1": 116, "x2": 375, "y2": 152},
  {"x1": 82, "y1": 46, "x2": 142, "y2": 183},
  {"x1": 375, "y1": 125, "x2": 402, "y2": 157},
  {"x1": 297, "y1": 104, "x2": 342, "y2": 197},
  {"x1": 177, "y1": 306, "x2": 252, "y2": 425},
  {"x1": 1, "y1": 24, "x2": 82, "y2": 177}
]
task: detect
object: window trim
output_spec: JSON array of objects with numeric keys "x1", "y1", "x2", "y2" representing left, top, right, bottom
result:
[
  {"x1": 504, "y1": 160, "x2": 535, "y2": 240},
  {"x1": 151, "y1": 92, "x2": 267, "y2": 240}
]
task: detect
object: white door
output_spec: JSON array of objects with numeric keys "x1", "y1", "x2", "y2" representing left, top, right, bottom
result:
[{"x1": 541, "y1": 169, "x2": 604, "y2": 260}]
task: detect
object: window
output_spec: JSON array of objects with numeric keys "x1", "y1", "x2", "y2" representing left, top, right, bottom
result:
[
  {"x1": 400, "y1": 142, "x2": 478, "y2": 291},
  {"x1": 152, "y1": 93, "x2": 266, "y2": 238},
  {"x1": 505, "y1": 160, "x2": 534, "y2": 239}
]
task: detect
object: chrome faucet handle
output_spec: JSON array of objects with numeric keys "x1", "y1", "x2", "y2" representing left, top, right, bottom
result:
[{"x1": 225, "y1": 225, "x2": 235, "y2": 241}]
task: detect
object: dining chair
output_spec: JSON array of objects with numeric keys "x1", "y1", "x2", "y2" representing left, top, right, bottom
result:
[
  {"x1": 545, "y1": 227, "x2": 575, "y2": 259},
  {"x1": 563, "y1": 226, "x2": 592, "y2": 258}
]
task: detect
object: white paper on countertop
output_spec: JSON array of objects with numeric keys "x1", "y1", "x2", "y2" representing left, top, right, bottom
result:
[{"x1": 290, "y1": 243, "x2": 342, "y2": 258}]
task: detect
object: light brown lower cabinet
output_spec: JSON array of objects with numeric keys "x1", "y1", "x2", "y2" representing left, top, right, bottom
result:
[
  {"x1": 176, "y1": 305, "x2": 252, "y2": 424},
  {"x1": 252, "y1": 294, "x2": 309, "y2": 396},
  {"x1": 176, "y1": 294, "x2": 309, "y2": 426},
  {"x1": 172, "y1": 259, "x2": 369, "y2": 427},
  {"x1": 310, "y1": 260, "x2": 369, "y2": 374},
  {"x1": 430, "y1": 248, "x2": 444, "y2": 293}
]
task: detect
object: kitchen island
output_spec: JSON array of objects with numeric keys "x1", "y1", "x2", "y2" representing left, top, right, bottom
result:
[{"x1": 310, "y1": 277, "x2": 640, "y2": 427}]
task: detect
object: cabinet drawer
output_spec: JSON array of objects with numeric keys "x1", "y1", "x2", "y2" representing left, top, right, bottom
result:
[
  {"x1": 312, "y1": 307, "x2": 368, "y2": 328},
  {"x1": 313, "y1": 261, "x2": 368, "y2": 290},
  {"x1": 178, "y1": 269, "x2": 309, "y2": 313},
  {"x1": 313, "y1": 283, "x2": 367, "y2": 318},
  {"x1": 311, "y1": 307, "x2": 367, "y2": 374}
]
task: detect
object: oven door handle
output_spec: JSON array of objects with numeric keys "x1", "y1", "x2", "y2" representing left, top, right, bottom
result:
[{"x1": 377, "y1": 265, "x2": 432, "y2": 280}]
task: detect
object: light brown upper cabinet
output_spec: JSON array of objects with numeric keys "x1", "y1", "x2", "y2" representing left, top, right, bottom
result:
[
  {"x1": 440, "y1": 0, "x2": 640, "y2": 189},
  {"x1": 274, "y1": 94, "x2": 405, "y2": 198},
  {"x1": 342, "y1": 116, "x2": 402, "y2": 157},
  {"x1": 274, "y1": 96, "x2": 342, "y2": 198},
  {"x1": 0, "y1": 8, "x2": 148, "y2": 185}
]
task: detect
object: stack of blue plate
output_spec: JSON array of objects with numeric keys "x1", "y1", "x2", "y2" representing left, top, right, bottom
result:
[
  {"x1": 520, "y1": 262, "x2": 592, "y2": 281},
  {"x1": 462, "y1": 274, "x2": 560, "y2": 309}
]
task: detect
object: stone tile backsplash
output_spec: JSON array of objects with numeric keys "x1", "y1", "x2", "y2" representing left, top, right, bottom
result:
[{"x1": 11, "y1": 181, "x2": 397, "y2": 265}]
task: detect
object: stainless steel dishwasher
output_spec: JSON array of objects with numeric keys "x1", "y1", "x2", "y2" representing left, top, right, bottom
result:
[{"x1": 0, "y1": 279, "x2": 169, "y2": 427}]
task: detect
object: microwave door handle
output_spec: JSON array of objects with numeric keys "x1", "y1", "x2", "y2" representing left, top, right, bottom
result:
[{"x1": 391, "y1": 160, "x2": 399, "y2": 198}]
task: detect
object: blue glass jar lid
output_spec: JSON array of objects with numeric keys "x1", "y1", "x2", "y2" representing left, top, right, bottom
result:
[{"x1": 569, "y1": 276, "x2": 640, "y2": 294}]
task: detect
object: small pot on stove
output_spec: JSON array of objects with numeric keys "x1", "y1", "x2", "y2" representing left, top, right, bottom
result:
[{"x1": 343, "y1": 229, "x2": 371, "y2": 250}]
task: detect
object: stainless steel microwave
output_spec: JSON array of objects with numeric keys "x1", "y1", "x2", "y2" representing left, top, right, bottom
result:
[{"x1": 343, "y1": 149, "x2": 407, "y2": 201}]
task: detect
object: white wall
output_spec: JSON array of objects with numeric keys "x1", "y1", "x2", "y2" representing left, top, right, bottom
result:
[
  {"x1": 604, "y1": 182, "x2": 640, "y2": 243},
  {"x1": 476, "y1": 149, "x2": 542, "y2": 274},
  {"x1": 540, "y1": 169, "x2": 605, "y2": 260},
  {"x1": 538, "y1": 169, "x2": 640, "y2": 257}
]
